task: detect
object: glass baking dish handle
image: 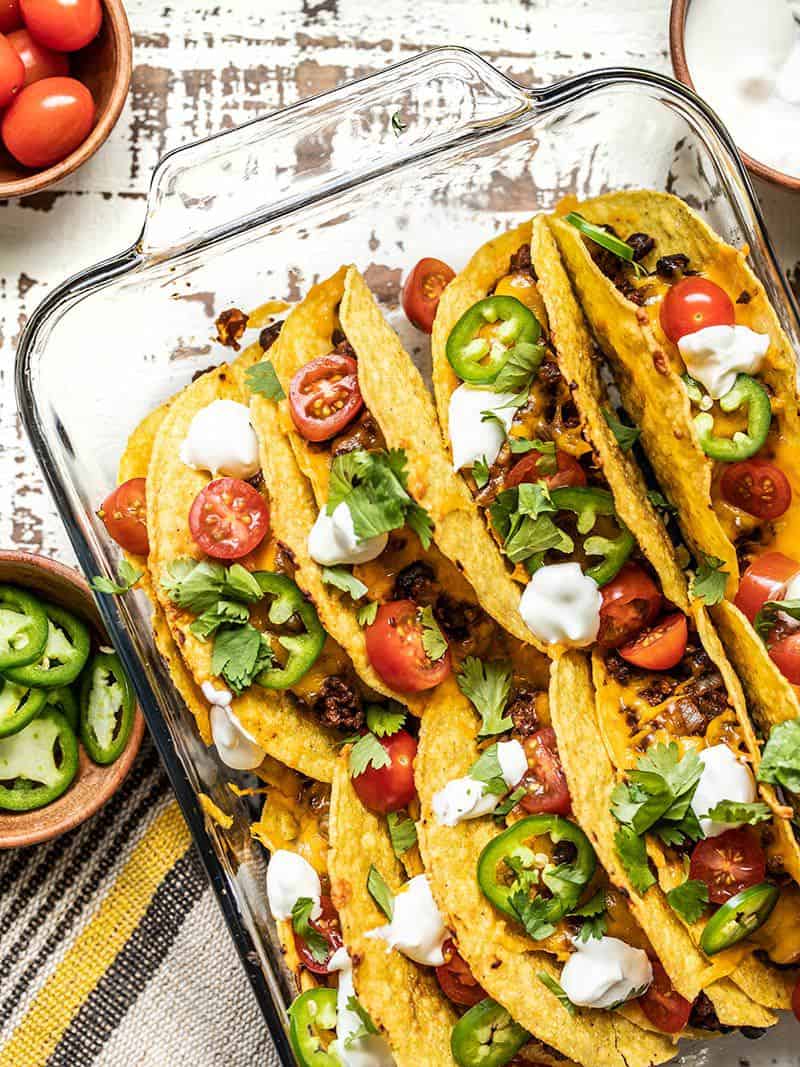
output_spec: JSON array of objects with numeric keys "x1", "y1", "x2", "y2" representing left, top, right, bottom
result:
[{"x1": 139, "y1": 46, "x2": 532, "y2": 260}]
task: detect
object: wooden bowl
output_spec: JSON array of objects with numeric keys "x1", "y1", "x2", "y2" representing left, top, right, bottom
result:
[
  {"x1": 670, "y1": 0, "x2": 800, "y2": 192},
  {"x1": 0, "y1": 0, "x2": 132, "y2": 199},
  {"x1": 0, "y1": 550, "x2": 144, "y2": 848}
]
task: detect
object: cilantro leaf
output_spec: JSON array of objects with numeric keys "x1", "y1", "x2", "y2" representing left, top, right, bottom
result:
[
  {"x1": 366, "y1": 703, "x2": 406, "y2": 738},
  {"x1": 349, "y1": 734, "x2": 391, "y2": 777},
  {"x1": 537, "y1": 972, "x2": 576, "y2": 1015},
  {"x1": 473, "y1": 456, "x2": 490, "y2": 489},
  {"x1": 211, "y1": 624, "x2": 274, "y2": 694},
  {"x1": 344, "y1": 997, "x2": 378, "y2": 1048},
  {"x1": 703, "y1": 800, "x2": 772, "y2": 826},
  {"x1": 602, "y1": 408, "x2": 641, "y2": 452},
  {"x1": 91, "y1": 559, "x2": 143, "y2": 595},
  {"x1": 508, "y1": 438, "x2": 558, "y2": 474},
  {"x1": 614, "y1": 825, "x2": 656, "y2": 895},
  {"x1": 366, "y1": 864, "x2": 394, "y2": 919},
  {"x1": 646, "y1": 489, "x2": 676, "y2": 513},
  {"x1": 666, "y1": 879, "x2": 709, "y2": 924},
  {"x1": 406, "y1": 501, "x2": 435, "y2": 549},
  {"x1": 322, "y1": 566, "x2": 367, "y2": 601},
  {"x1": 754, "y1": 599, "x2": 800, "y2": 641},
  {"x1": 489, "y1": 485, "x2": 572, "y2": 566},
  {"x1": 162, "y1": 558, "x2": 263, "y2": 614},
  {"x1": 493, "y1": 787, "x2": 526, "y2": 822},
  {"x1": 457, "y1": 657, "x2": 513, "y2": 737},
  {"x1": 612, "y1": 743, "x2": 703, "y2": 836},
  {"x1": 510, "y1": 890, "x2": 557, "y2": 941},
  {"x1": 492, "y1": 341, "x2": 546, "y2": 394},
  {"x1": 245, "y1": 360, "x2": 285, "y2": 401},
  {"x1": 189, "y1": 599, "x2": 251, "y2": 638},
  {"x1": 468, "y1": 743, "x2": 507, "y2": 796},
  {"x1": 419, "y1": 605, "x2": 447, "y2": 662},
  {"x1": 291, "y1": 897, "x2": 328, "y2": 963},
  {"x1": 570, "y1": 889, "x2": 608, "y2": 942},
  {"x1": 757, "y1": 720, "x2": 800, "y2": 794},
  {"x1": 690, "y1": 554, "x2": 728, "y2": 606},
  {"x1": 357, "y1": 601, "x2": 378, "y2": 627},
  {"x1": 386, "y1": 811, "x2": 417, "y2": 857}
]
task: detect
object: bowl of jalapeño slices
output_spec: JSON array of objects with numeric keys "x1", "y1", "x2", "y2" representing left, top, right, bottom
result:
[{"x1": 0, "y1": 550, "x2": 143, "y2": 847}]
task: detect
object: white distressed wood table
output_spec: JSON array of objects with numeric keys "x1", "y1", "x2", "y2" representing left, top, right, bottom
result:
[{"x1": 1, "y1": 1, "x2": 798, "y2": 1063}]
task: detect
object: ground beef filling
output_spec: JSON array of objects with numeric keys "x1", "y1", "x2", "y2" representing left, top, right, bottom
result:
[
  {"x1": 391, "y1": 563, "x2": 485, "y2": 645},
  {"x1": 312, "y1": 676, "x2": 365, "y2": 732},
  {"x1": 506, "y1": 687, "x2": 542, "y2": 737}
]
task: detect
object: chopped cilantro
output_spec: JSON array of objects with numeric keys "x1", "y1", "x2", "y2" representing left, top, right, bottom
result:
[
  {"x1": 211, "y1": 624, "x2": 274, "y2": 694},
  {"x1": 757, "y1": 720, "x2": 800, "y2": 794},
  {"x1": 189, "y1": 599, "x2": 250, "y2": 638},
  {"x1": 570, "y1": 889, "x2": 608, "y2": 942},
  {"x1": 419, "y1": 605, "x2": 447, "y2": 661},
  {"x1": 366, "y1": 864, "x2": 394, "y2": 919},
  {"x1": 366, "y1": 703, "x2": 406, "y2": 738},
  {"x1": 473, "y1": 456, "x2": 491, "y2": 489},
  {"x1": 349, "y1": 733, "x2": 391, "y2": 777},
  {"x1": 162, "y1": 558, "x2": 262, "y2": 614},
  {"x1": 91, "y1": 559, "x2": 143, "y2": 595},
  {"x1": 492, "y1": 341, "x2": 546, "y2": 394},
  {"x1": 468, "y1": 743, "x2": 507, "y2": 796},
  {"x1": 602, "y1": 408, "x2": 641, "y2": 452},
  {"x1": 386, "y1": 811, "x2": 417, "y2": 857},
  {"x1": 703, "y1": 800, "x2": 771, "y2": 826},
  {"x1": 690, "y1": 554, "x2": 728, "y2": 606},
  {"x1": 245, "y1": 360, "x2": 285, "y2": 401},
  {"x1": 357, "y1": 600, "x2": 378, "y2": 627},
  {"x1": 646, "y1": 489, "x2": 676, "y2": 513},
  {"x1": 754, "y1": 599, "x2": 800, "y2": 641},
  {"x1": 537, "y1": 972, "x2": 576, "y2": 1015},
  {"x1": 666, "y1": 879, "x2": 709, "y2": 924},
  {"x1": 457, "y1": 657, "x2": 513, "y2": 737},
  {"x1": 614, "y1": 825, "x2": 656, "y2": 895},
  {"x1": 291, "y1": 897, "x2": 328, "y2": 963},
  {"x1": 322, "y1": 566, "x2": 367, "y2": 601}
]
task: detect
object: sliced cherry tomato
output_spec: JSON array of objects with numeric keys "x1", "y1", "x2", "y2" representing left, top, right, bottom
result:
[
  {"x1": 768, "y1": 632, "x2": 800, "y2": 685},
  {"x1": 618, "y1": 612, "x2": 688, "y2": 671},
  {"x1": 435, "y1": 939, "x2": 486, "y2": 1007},
  {"x1": 98, "y1": 478, "x2": 149, "y2": 556},
  {"x1": 1, "y1": 76, "x2": 94, "y2": 168},
  {"x1": 288, "y1": 353, "x2": 363, "y2": 442},
  {"x1": 519, "y1": 726, "x2": 571, "y2": 815},
  {"x1": 637, "y1": 960, "x2": 692, "y2": 1034},
  {"x1": 365, "y1": 599, "x2": 452, "y2": 693},
  {"x1": 597, "y1": 562, "x2": 662, "y2": 649},
  {"x1": 188, "y1": 477, "x2": 269, "y2": 560},
  {"x1": 351, "y1": 728, "x2": 417, "y2": 813},
  {"x1": 505, "y1": 449, "x2": 587, "y2": 491},
  {"x1": 19, "y1": 0, "x2": 101, "y2": 51},
  {"x1": 0, "y1": 32, "x2": 23, "y2": 107},
  {"x1": 792, "y1": 975, "x2": 800, "y2": 1023},
  {"x1": 689, "y1": 828, "x2": 766, "y2": 905},
  {"x1": 7, "y1": 27, "x2": 67, "y2": 85},
  {"x1": 720, "y1": 459, "x2": 791, "y2": 521},
  {"x1": 0, "y1": 0, "x2": 20, "y2": 33},
  {"x1": 402, "y1": 257, "x2": 455, "y2": 333},
  {"x1": 734, "y1": 552, "x2": 800, "y2": 623},
  {"x1": 292, "y1": 894, "x2": 343, "y2": 975},
  {"x1": 660, "y1": 277, "x2": 735, "y2": 344}
]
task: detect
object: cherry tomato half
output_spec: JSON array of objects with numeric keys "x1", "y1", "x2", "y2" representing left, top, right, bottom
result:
[
  {"x1": 351, "y1": 729, "x2": 417, "y2": 813},
  {"x1": 689, "y1": 828, "x2": 766, "y2": 905},
  {"x1": 20, "y1": 0, "x2": 101, "y2": 52},
  {"x1": 2, "y1": 76, "x2": 93, "y2": 168},
  {"x1": 0, "y1": 0, "x2": 21, "y2": 34},
  {"x1": 505, "y1": 450, "x2": 587, "y2": 491},
  {"x1": 8, "y1": 27, "x2": 67, "y2": 85},
  {"x1": 365, "y1": 599, "x2": 452, "y2": 693},
  {"x1": 597, "y1": 562, "x2": 662, "y2": 649},
  {"x1": 660, "y1": 277, "x2": 735, "y2": 344},
  {"x1": 289, "y1": 353, "x2": 363, "y2": 442},
  {"x1": 98, "y1": 477, "x2": 149, "y2": 556},
  {"x1": 188, "y1": 477, "x2": 270, "y2": 560},
  {"x1": 292, "y1": 894, "x2": 343, "y2": 975},
  {"x1": 0, "y1": 32, "x2": 24, "y2": 107},
  {"x1": 734, "y1": 552, "x2": 800, "y2": 624},
  {"x1": 402, "y1": 257, "x2": 455, "y2": 334},
  {"x1": 637, "y1": 960, "x2": 692, "y2": 1035},
  {"x1": 435, "y1": 939, "x2": 486, "y2": 1007},
  {"x1": 768, "y1": 632, "x2": 800, "y2": 686},
  {"x1": 619, "y1": 612, "x2": 688, "y2": 671},
  {"x1": 519, "y1": 726, "x2": 571, "y2": 815},
  {"x1": 720, "y1": 459, "x2": 791, "y2": 521},
  {"x1": 792, "y1": 976, "x2": 800, "y2": 1023}
]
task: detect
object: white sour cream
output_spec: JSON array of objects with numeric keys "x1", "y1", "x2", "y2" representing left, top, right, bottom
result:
[
  {"x1": 366, "y1": 874, "x2": 447, "y2": 966},
  {"x1": 691, "y1": 744, "x2": 757, "y2": 838},
  {"x1": 179, "y1": 399, "x2": 261, "y2": 479},
  {"x1": 201, "y1": 680, "x2": 232, "y2": 707},
  {"x1": 308, "y1": 502, "x2": 388, "y2": 566},
  {"x1": 685, "y1": 0, "x2": 800, "y2": 178},
  {"x1": 448, "y1": 384, "x2": 518, "y2": 471},
  {"x1": 328, "y1": 948, "x2": 396, "y2": 1067},
  {"x1": 520, "y1": 563, "x2": 602, "y2": 646},
  {"x1": 265, "y1": 850, "x2": 321, "y2": 921},
  {"x1": 559, "y1": 937, "x2": 653, "y2": 1010},
  {"x1": 209, "y1": 704, "x2": 264, "y2": 771},
  {"x1": 497, "y1": 739, "x2": 528, "y2": 787},
  {"x1": 433, "y1": 739, "x2": 528, "y2": 827},
  {"x1": 677, "y1": 325, "x2": 769, "y2": 399}
]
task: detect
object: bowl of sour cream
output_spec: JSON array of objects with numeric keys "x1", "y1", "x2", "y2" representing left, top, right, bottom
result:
[{"x1": 670, "y1": 0, "x2": 800, "y2": 190}]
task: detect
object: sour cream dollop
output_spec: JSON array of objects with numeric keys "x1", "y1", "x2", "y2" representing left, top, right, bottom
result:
[
  {"x1": 179, "y1": 399, "x2": 261, "y2": 479},
  {"x1": 520, "y1": 563, "x2": 602, "y2": 646},
  {"x1": 266, "y1": 850, "x2": 321, "y2": 921},
  {"x1": 366, "y1": 874, "x2": 448, "y2": 965},
  {"x1": 433, "y1": 739, "x2": 528, "y2": 826},
  {"x1": 307, "y1": 502, "x2": 388, "y2": 566},
  {"x1": 328, "y1": 948, "x2": 396, "y2": 1067},
  {"x1": 678, "y1": 325, "x2": 769, "y2": 400},
  {"x1": 691, "y1": 744, "x2": 757, "y2": 838},
  {"x1": 209, "y1": 703, "x2": 265, "y2": 771},
  {"x1": 559, "y1": 937, "x2": 653, "y2": 1010},
  {"x1": 448, "y1": 384, "x2": 517, "y2": 471}
]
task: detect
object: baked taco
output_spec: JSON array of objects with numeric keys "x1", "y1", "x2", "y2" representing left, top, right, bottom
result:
[{"x1": 548, "y1": 190, "x2": 800, "y2": 826}]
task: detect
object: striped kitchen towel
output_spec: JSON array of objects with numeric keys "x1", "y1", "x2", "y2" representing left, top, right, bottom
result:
[{"x1": 0, "y1": 739, "x2": 277, "y2": 1067}]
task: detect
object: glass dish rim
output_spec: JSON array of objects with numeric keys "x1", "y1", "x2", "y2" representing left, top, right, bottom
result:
[{"x1": 14, "y1": 49, "x2": 799, "y2": 1066}]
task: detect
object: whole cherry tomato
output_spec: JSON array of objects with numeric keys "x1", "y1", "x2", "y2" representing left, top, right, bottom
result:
[
  {"x1": 505, "y1": 449, "x2": 587, "y2": 491},
  {"x1": 734, "y1": 552, "x2": 800, "y2": 624},
  {"x1": 720, "y1": 459, "x2": 791, "y2": 521},
  {"x1": 351, "y1": 729, "x2": 417, "y2": 813},
  {"x1": 19, "y1": 0, "x2": 101, "y2": 51},
  {"x1": 435, "y1": 939, "x2": 486, "y2": 1007},
  {"x1": 0, "y1": 32, "x2": 24, "y2": 107},
  {"x1": 402, "y1": 257, "x2": 455, "y2": 333},
  {"x1": 2, "y1": 76, "x2": 94, "y2": 168},
  {"x1": 618, "y1": 612, "x2": 688, "y2": 671},
  {"x1": 289, "y1": 353, "x2": 362, "y2": 442},
  {"x1": 188, "y1": 477, "x2": 270, "y2": 560},
  {"x1": 660, "y1": 277, "x2": 734, "y2": 344},
  {"x1": 596, "y1": 562, "x2": 662, "y2": 649},
  {"x1": 637, "y1": 960, "x2": 693, "y2": 1034},
  {"x1": 365, "y1": 599, "x2": 452, "y2": 693},
  {"x1": 98, "y1": 478, "x2": 148, "y2": 556},
  {"x1": 7, "y1": 27, "x2": 67, "y2": 85},
  {"x1": 689, "y1": 828, "x2": 766, "y2": 904},
  {"x1": 519, "y1": 726, "x2": 571, "y2": 815},
  {"x1": 0, "y1": 0, "x2": 21, "y2": 34}
]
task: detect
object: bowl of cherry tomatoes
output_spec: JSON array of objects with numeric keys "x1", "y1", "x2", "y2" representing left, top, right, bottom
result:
[{"x1": 0, "y1": 0, "x2": 130, "y2": 197}]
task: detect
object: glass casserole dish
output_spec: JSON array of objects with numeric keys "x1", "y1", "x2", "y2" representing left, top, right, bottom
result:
[{"x1": 15, "y1": 48, "x2": 800, "y2": 1066}]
